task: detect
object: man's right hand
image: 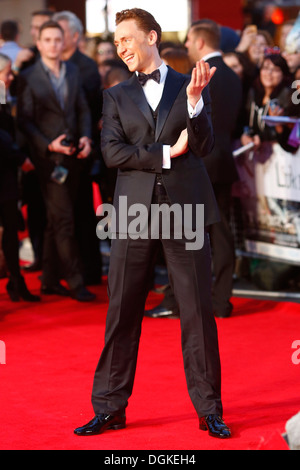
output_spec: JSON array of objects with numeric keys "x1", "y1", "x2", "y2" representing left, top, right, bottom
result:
[
  {"x1": 48, "y1": 134, "x2": 76, "y2": 155},
  {"x1": 170, "y1": 129, "x2": 189, "y2": 158}
]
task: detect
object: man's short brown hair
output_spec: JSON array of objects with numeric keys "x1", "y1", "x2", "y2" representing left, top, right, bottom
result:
[
  {"x1": 190, "y1": 19, "x2": 221, "y2": 50},
  {"x1": 115, "y1": 8, "x2": 162, "y2": 48},
  {"x1": 39, "y1": 20, "x2": 64, "y2": 39}
]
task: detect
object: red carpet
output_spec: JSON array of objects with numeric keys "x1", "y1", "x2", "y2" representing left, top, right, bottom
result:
[{"x1": 0, "y1": 272, "x2": 299, "y2": 450}]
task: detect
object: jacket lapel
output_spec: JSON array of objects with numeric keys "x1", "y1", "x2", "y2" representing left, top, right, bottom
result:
[
  {"x1": 123, "y1": 67, "x2": 186, "y2": 140},
  {"x1": 155, "y1": 67, "x2": 186, "y2": 141},
  {"x1": 123, "y1": 74, "x2": 155, "y2": 131}
]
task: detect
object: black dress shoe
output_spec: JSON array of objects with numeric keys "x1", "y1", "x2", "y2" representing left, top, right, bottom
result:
[
  {"x1": 214, "y1": 301, "x2": 233, "y2": 319},
  {"x1": 41, "y1": 283, "x2": 70, "y2": 297},
  {"x1": 74, "y1": 414, "x2": 126, "y2": 436},
  {"x1": 70, "y1": 286, "x2": 96, "y2": 302},
  {"x1": 199, "y1": 415, "x2": 231, "y2": 439},
  {"x1": 144, "y1": 306, "x2": 179, "y2": 318},
  {"x1": 6, "y1": 276, "x2": 41, "y2": 303}
]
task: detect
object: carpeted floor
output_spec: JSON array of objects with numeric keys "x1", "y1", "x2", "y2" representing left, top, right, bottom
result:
[{"x1": 0, "y1": 272, "x2": 299, "y2": 450}]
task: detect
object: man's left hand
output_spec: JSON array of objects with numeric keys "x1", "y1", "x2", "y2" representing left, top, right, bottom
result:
[
  {"x1": 77, "y1": 137, "x2": 92, "y2": 159},
  {"x1": 187, "y1": 60, "x2": 217, "y2": 109}
]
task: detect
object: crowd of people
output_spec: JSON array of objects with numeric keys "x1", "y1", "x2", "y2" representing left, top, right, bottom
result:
[{"x1": 0, "y1": 7, "x2": 299, "y2": 311}]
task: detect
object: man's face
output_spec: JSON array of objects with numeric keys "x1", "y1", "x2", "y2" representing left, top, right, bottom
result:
[
  {"x1": 30, "y1": 15, "x2": 51, "y2": 45},
  {"x1": 37, "y1": 27, "x2": 64, "y2": 61},
  {"x1": 185, "y1": 29, "x2": 199, "y2": 64},
  {"x1": 114, "y1": 19, "x2": 154, "y2": 73},
  {"x1": 96, "y1": 41, "x2": 116, "y2": 65},
  {"x1": 57, "y1": 19, "x2": 79, "y2": 53}
]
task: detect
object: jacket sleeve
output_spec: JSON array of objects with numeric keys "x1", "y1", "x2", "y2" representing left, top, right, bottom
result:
[
  {"x1": 17, "y1": 73, "x2": 51, "y2": 158},
  {"x1": 187, "y1": 86, "x2": 215, "y2": 158},
  {"x1": 101, "y1": 89, "x2": 164, "y2": 173}
]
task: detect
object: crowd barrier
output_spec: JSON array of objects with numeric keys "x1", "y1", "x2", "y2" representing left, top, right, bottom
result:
[{"x1": 233, "y1": 140, "x2": 300, "y2": 264}]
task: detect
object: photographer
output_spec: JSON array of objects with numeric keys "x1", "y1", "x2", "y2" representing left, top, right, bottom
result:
[{"x1": 17, "y1": 21, "x2": 95, "y2": 302}]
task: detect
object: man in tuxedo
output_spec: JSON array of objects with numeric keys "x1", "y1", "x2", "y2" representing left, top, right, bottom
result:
[
  {"x1": 17, "y1": 21, "x2": 95, "y2": 302},
  {"x1": 75, "y1": 9, "x2": 231, "y2": 439}
]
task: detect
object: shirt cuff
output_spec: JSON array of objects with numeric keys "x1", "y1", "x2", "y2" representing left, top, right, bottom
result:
[
  {"x1": 162, "y1": 145, "x2": 171, "y2": 169},
  {"x1": 187, "y1": 96, "x2": 204, "y2": 118}
]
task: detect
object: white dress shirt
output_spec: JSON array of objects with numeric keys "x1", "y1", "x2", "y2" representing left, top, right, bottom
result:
[{"x1": 136, "y1": 61, "x2": 204, "y2": 169}]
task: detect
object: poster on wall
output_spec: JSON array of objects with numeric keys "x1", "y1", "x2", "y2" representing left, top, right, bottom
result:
[{"x1": 232, "y1": 142, "x2": 300, "y2": 263}]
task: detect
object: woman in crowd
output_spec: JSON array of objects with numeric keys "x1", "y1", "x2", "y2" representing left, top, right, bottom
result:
[
  {"x1": 241, "y1": 50, "x2": 297, "y2": 152},
  {"x1": 247, "y1": 30, "x2": 274, "y2": 68},
  {"x1": 237, "y1": 26, "x2": 274, "y2": 70},
  {"x1": 0, "y1": 53, "x2": 40, "y2": 302},
  {"x1": 223, "y1": 51, "x2": 257, "y2": 139}
]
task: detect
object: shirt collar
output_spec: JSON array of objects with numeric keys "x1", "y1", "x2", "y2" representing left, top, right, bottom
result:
[
  {"x1": 40, "y1": 59, "x2": 66, "y2": 78},
  {"x1": 201, "y1": 51, "x2": 222, "y2": 62}
]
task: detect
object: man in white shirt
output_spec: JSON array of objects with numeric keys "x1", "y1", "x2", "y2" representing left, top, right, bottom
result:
[{"x1": 74, "y1": 8, "x2": 231, "y2": 440}]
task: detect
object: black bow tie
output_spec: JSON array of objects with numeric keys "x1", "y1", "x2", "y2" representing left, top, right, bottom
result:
[{"x1": 138, "y1": 69, "x2": 161, "y2": 86}]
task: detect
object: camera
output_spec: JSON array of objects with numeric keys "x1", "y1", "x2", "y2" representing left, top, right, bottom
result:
[{"x1": 61, "y1": 135, "x2": 76, "y2": 148}]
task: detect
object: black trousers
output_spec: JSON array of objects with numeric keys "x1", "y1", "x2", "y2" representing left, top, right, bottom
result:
[
  {"x1": 40, "y1": 169, "x2": 84, "y2": 290},
  {"x1": 74, "y1": 170, "x2": 102, "y2": 285},
  {"x1": 22, "y1": 170, "x2": 47, "y2": 264},
  {"x1": 157, "y1": 184, "x2": 235, "y2": 317},
  {"x1": 210, "y1": 184, "x2": 235, "y2": 316},
  {"x1": 0, "y1": 199, "x2": 21, "y2": 279},
  {"x1": 91, "y1": 185, "x2": 223, "y2": 418}
]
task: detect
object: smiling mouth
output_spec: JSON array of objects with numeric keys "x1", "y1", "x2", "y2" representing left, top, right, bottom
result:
[{"x1": 124, "y1": 54, "x2": 134, "y2": 64}]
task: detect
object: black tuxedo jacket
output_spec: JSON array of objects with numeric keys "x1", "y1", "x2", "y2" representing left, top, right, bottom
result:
[
  {"x1": 17, "y1": 60, "x2": 92, "y2": 180},
  {"x1": 101, "y1": 66, "x2": 219, "y2": 230},
  {"x1": 204, "y1": 55, "x2": 242, "y2": 185}
]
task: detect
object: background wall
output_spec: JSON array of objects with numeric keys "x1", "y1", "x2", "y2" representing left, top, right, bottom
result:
[
  {"x1": 47, "y1": 0, "x2": 86, "y2": 28},
  {"x1": 0, "y1": 0, "x2": 244, "y2": 48},
  {"x1": 191, "y1": 0, "x2": 243, "y2": 30},
  {"x1": 0, "y1": 0, "x2": 46, "y2": 46}
]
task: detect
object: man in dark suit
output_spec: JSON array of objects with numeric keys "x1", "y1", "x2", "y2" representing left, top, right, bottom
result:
[
  {"x1": 17, "y1": 20, "x2": 95, "y2": 302},
  {"x1": 75, "y1": 8, "x2": 231, "y2": 439},
  {"x1": 147, "y1": 20, "x2": 242, "y2": 319},
  {"x1": 186, "y1": 19, "x2": 242, "y2": 318},
  {"x1": 53, "y1": 10, "x2": 103, "y2": 286}
]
